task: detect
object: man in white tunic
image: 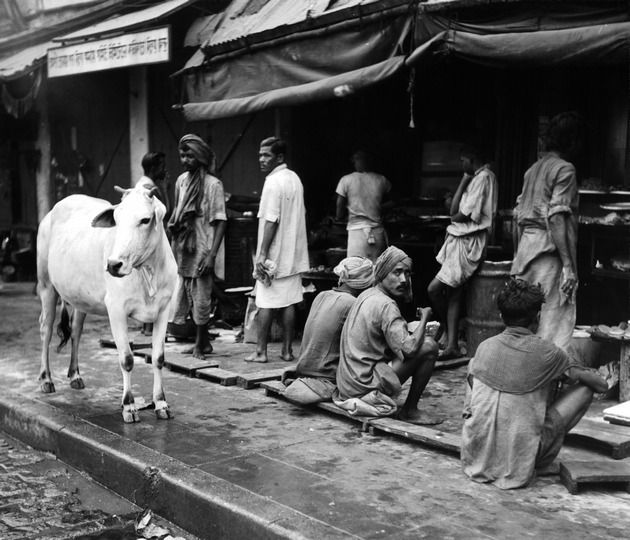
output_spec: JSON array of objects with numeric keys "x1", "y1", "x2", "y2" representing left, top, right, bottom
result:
[{"x1": 247, "y1": 137, "x2": 309, "y2": 363}]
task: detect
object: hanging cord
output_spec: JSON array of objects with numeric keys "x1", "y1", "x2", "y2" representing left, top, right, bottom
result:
[{"x1": 407, "y1": 67, "x2": 416, "y2": 129}]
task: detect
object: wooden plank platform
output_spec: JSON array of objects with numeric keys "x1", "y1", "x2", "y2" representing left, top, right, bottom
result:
[
  {"x1": 260, "y1": 381, "x2": 370, "y2": 427},
  {"x1": 261, "y1": 381, "x2": 463, "y2": 446},
  {"x1": 196, "y1": 367, "x2": 239, "y2": 386},
  {"x1": 559, "y1": 461, "x2": 630, "y2": 494},
  {"x1": 566, "y1": 418, "x2": 630, "y2": 459},
  {"x1": 434, "y1": 357, "x2": 470, "y2": 371},
  {"x1": 237, "y1": 369, "x2": 287, "y2": 389},
  {"x1": 164, "y1": 354, "x2": 219, "y2": 375},
  {"x1": 368, "y1": 417, "x2": 461, "y2": 455},
  {"x1": 99, "y1": 338, "x2": 152, "y2": 350}
]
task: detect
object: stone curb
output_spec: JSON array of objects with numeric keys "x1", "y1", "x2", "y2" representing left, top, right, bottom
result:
[{"x1": 0, "y1": 393, "x2": 356, "y2": 540}]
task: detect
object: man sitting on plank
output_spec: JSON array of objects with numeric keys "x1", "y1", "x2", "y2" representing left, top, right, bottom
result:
[
  {"x1": 282, "y1": 257, "x2": 374, "y2": 404},
  {"x1": 461, "y1": 278, "x2": 607, "y2": 489},
  {"x1": 334, "y1": 246, "x2": 440, "y2": 422}
]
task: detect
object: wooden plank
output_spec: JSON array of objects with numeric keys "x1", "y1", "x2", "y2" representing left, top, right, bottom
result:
[
  {"x1": 434, "y1": 357, "x2": 470, "y2": 371},
  {"x1": 196, "y1": 367, "x2": 239, "y2": 386},
  {"x1": 367, "y1": 417, "x2": 461, "y2": 455},
  {"x1": 261, "y1": 381, "x2": 370, "y2": 428},
  {"x1": 566, "y1": 418, "x2": 630, "y2": 459},
  {"x1": 164, "y1": 354, "x2": 219, "y2": 375},
  {"x1": 237, "y1": 368, "x2": 287, "y2": 389},
  {"x1": 559, "y1": 461, "x2": 630, "y2": 494},
  {"x1": 261, "y1": 380, "x2": 286, "y2": 396},
  {"x1": 99, "y1": 338, "x2": 152, "y2": 350}
]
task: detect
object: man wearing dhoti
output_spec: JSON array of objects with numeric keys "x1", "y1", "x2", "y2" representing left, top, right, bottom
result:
[
  {"x1": 335, "y1": 246, "x2": 439, "y2": 422},
  {"x1": 248, "y1": 137, "x2": 309, "y2": 363}
]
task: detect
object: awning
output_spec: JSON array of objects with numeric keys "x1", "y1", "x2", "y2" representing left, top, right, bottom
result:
[
  {"x1": 54, "y1": 0, "x2": 197, "y2": 43},
  {"x1": 407, "y1": 22, "x2": 630, "y2": 67},
  {"x1": 0, "y1": 40, "x2": 52, "y2": 81},
  {"x1": 182, "y1": 9, "x2": 410, "y2": 120},
  {"x1": 182, "y1": 55, "x2": 405, "y2": 121}
]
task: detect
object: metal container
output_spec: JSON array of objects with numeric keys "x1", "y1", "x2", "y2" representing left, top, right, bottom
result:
[{"x1": 465, "y1": 260, "x2": 512, "y2": 356}]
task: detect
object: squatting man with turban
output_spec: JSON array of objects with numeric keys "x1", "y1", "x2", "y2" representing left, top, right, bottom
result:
[
  {"x1": 168, "y1": 134, "x2": 227, "y2": 359},
  {"x1": 334, "y1": 246, "x2": 440, "y2": 423},
  {"x1": 281, "y1": 257, "x2": 375, "y2": 404}
]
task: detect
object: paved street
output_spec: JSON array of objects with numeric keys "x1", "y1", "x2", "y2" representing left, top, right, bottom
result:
[
  {"x1": 2, "y1": 281, "x2": 630, "y2": 539},
  {"x1": 0, "y1": 428, "x2": 193, "y2": 540}
]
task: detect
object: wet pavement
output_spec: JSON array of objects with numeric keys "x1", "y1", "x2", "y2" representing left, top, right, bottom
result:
[
  {"x1": 2, "y1": 281, "x2": 630, "y2": 539},
  {"x1": 0, "y1": 429, "x2": 193, "y2": 540}
]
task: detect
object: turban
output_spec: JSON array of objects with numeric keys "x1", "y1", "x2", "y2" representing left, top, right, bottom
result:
[
  {"x1": 179, "y1": 134, "x2": 212, "y2": 167},
  {"x1": 373, "y1": 246, "x2": 412, "y2": 282},
  {"x1": 333, "y1": 257, "x2": 374, "y2": 289}
]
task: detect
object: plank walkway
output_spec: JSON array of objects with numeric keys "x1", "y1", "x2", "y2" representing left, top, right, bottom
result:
[
  {"x1": 560, "y1": 461, "x2": 630, "y2": 494},
  {"x1": 566, "y1": 418, "x2": 630, "y2": 459}
]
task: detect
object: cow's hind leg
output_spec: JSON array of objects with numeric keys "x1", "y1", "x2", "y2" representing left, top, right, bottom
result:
[
  {"x1": 151, "y1": 308, "x2": 172, "y2": 420},
  {"x1": 68, "y1": 310, "x2": 86, "y2": 389},
  {"x1": 38, "y1": 284, "x2": 58, "y2": 393},
  {"x1": 108, "y1": 308, "x2": 139, "y2": 423}
]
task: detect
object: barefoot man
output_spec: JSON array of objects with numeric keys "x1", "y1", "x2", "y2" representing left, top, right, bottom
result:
[
  {"x1": 168, "y1": 135, "x2": 226, "y2": 359},
  {"x1": 335, "y1": 246, "x2": 440, "y2": 422},
  {"x1": 247, "y1": 137, "x2": 309, "y2": 363}
]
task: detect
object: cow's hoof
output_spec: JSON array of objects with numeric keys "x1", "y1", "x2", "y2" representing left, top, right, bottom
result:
[
  {"x1": 70, "y1": 377, "x2": 85, "y2": 390},
  {"x1": 155, "y1": 406, "x2": 173, "y2": 420},
  {"x1": 122, "y1": 407, "x2": 140, "y2": 423},
  {"x1": 40, "y1": 381, "x2": 56, "y2": 394}
]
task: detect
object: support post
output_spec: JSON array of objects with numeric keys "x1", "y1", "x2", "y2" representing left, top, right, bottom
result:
[
  {"x1": 129, "y1": 66, "x2": 149, "y2": 187},
  {"x1": 35, "y1": 77, "x2": 51, "y2": 222}
]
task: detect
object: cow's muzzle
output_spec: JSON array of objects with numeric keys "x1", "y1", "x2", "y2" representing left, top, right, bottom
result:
[{"x1": 106, "y1": 259, "x2": 125, "y2": 277}]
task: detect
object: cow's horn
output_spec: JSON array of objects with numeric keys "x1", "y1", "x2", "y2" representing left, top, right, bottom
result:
[
  {"x1": 114, "y1": 185, "x2": 132, "y2": 194},
  {"x1": 148, "y1": 186, "x2": 160, "y2": 198}
]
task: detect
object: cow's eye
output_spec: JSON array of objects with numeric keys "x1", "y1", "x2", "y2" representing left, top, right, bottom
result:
[{"x1": 140, "y1": 217, "x2": 151, "y2": 225}]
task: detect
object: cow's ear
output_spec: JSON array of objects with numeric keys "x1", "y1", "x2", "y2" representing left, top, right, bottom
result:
[
  {"x1": 91, "y1": 206, "x2": 117, "y2": 228},
  {"x1": 153, "y1": 200, "x2": 166, "y2": 228}
]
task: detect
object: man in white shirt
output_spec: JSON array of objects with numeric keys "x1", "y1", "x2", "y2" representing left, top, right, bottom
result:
[
  {"x1": 247, "y1": 137, "x2": 309, "y2": 363},
  {"x1": 335, "y1": 150, "x2": 391, "y2": 261}
]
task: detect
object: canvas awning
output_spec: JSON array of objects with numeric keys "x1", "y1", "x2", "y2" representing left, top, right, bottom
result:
[
  {"x1": 182, "y1": 55, "x2": 405, "y2": 121},
  {"x1": 181, "y1": 3, "x2": 411, "y2": 121},
  {"x1": 407, "y1": 21, "x2": 630, "y2": 67},
  {"x1": 0, "y1": 40, "x2": 52, "y2": 81}
]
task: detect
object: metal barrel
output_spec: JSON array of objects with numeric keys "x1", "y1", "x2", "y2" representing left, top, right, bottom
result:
[{"x1": 465, "y1": 260, "x2": 512, "y2": 356}]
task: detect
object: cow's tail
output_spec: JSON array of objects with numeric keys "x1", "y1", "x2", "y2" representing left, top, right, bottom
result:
[{"x1": 56, "y1": 302, "x2": 71, "y2": 353}]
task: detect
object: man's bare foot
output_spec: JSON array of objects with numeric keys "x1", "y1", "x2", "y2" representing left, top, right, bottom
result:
[
  {"x1": 280, "y1": 352, "x2": 295, "y2": 362},
  {"x1": 189, "y1": 343, "x2": 213, "y2": 360},
  {"x1": 439, "y1": 348, "x2": 463, "y2": 361},
  {"x1": 397, "y1": 408, "x2": 444, "y2": 425},
  {"x1": 245, "y1": 352, "x2": 268, "y2": 363}
]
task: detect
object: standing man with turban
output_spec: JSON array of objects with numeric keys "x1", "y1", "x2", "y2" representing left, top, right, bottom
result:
[
  {"x1": 335, "y1": 246, "x2": 440, "y2": 422},
  {"x1": 247, "y1": 137, "x2": 309, "y2": 363},
  {"x1": 281, "y1": 257, "x2": 374, "y2": 404},
  {"x1": 168, "y1": 134, "x2": 227, "y2": 359}
]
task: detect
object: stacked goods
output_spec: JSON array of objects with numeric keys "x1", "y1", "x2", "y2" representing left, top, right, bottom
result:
[{"x1": 591, "y1": 321, "x2": 630, "y2": 340}]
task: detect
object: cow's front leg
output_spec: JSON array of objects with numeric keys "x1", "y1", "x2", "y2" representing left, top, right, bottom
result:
[
  {"x1": 152, "y1": 308, "x2": 172, "y2": 420},
  {"x1": 68, "y1": 310, "x2": 86, "y2": 389},
  {"x1": 108, "y1": 310, "x2": 139, "y2": 423}
]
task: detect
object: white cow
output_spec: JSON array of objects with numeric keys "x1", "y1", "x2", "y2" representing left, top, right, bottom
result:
[{"x1": 37, "y1": 184, "x2": 178, "y2": 423}]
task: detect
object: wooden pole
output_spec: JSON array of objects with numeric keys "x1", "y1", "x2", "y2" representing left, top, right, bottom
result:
[
  {"x1": 35, "y1": 76, "x2": 51, "y2": 222},
  {"x1": 129, "y1": 66, "x2": 149, "y2": 187}
]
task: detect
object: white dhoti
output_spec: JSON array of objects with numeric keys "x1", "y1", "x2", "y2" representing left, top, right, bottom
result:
[
  {"x1": 255, "y1": 274, "x2": 303, "y2": 309},
  {"x1": 347, "y1": 226, "x2": 387, "y2": 262},
  {"x1": 436, "y1": 231, "x2": 487, "y2": 288}
]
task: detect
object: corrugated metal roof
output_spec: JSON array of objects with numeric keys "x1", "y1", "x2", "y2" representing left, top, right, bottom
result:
[
  {"x1": 0, "y1": 39, "x2": 52, "y2": 80},
  {"x1": 185, "y1": 0, "x2": 380, "y2": 48},
  {"x1": 55, "y1": 0, "x2": 197, "y2": 43}
]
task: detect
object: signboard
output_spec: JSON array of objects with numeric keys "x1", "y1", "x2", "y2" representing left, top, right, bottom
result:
[{"x1": 48, "y1": 26, "x2": 170, "y2": 78}]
